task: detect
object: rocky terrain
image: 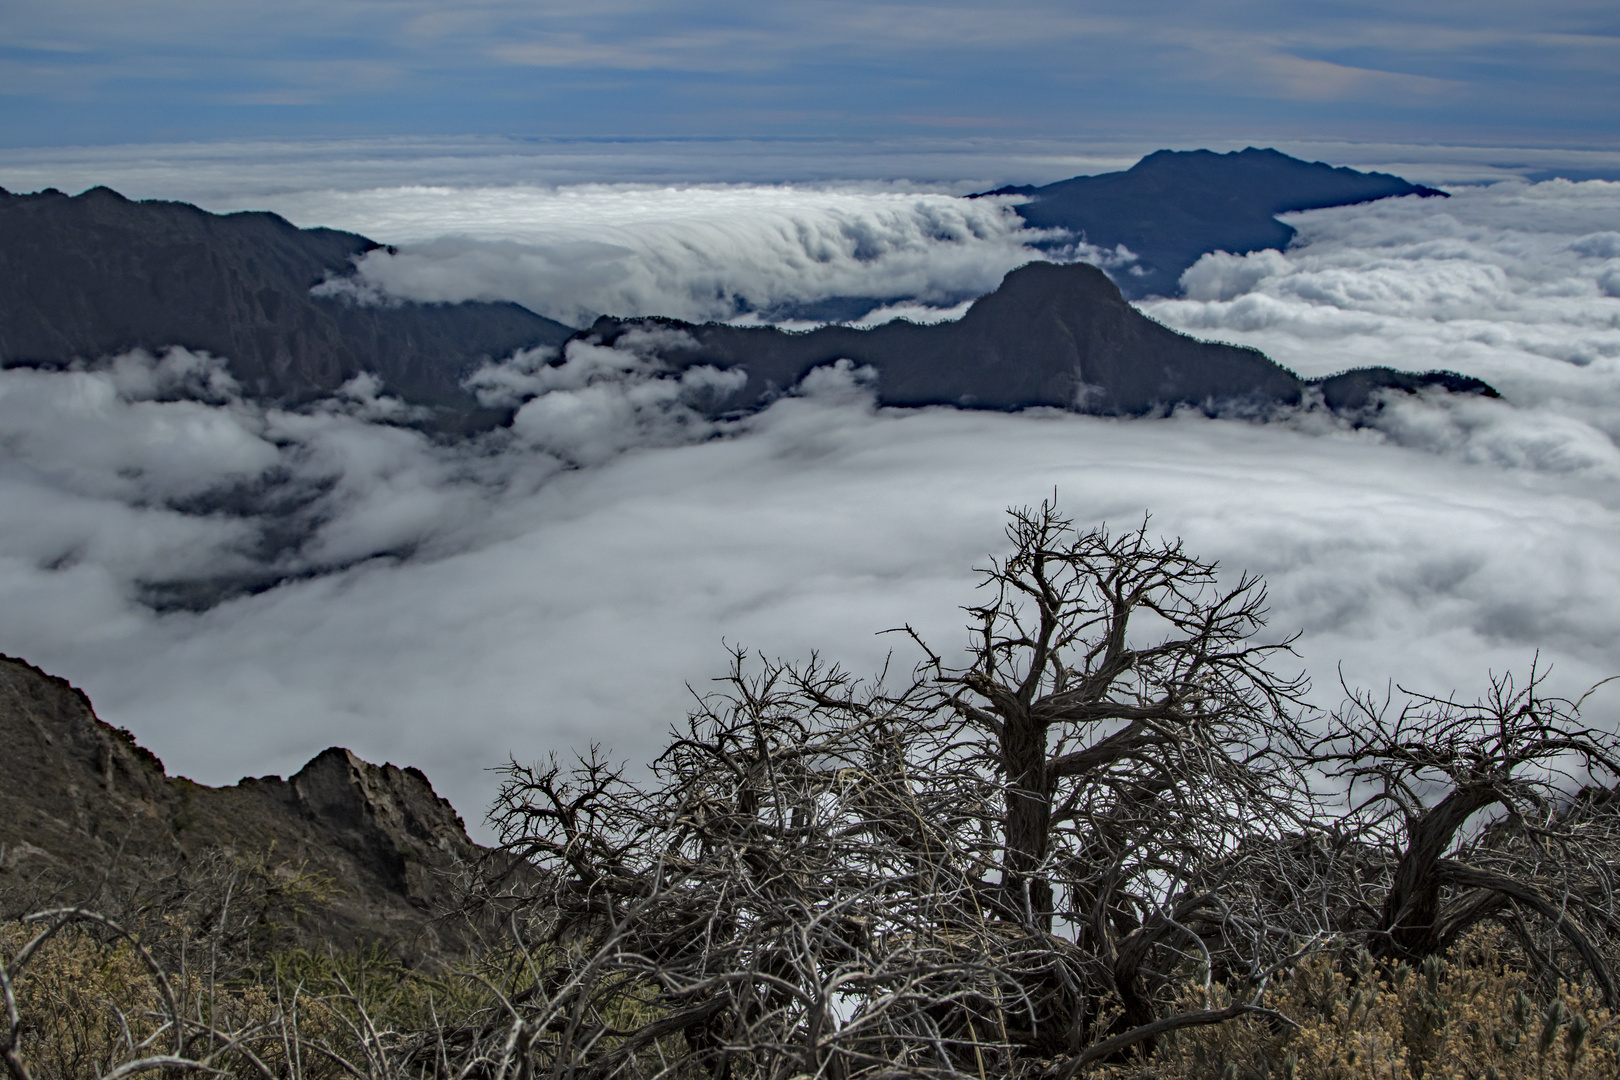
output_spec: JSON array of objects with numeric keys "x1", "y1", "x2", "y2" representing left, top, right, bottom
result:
[
  {"x1": 582, "y1": 260, "x2": 1495, "y2": 416},
  {"x1": 0, "y1": 654, "x2": 493, "y2": 959},
  {"x1": 983, "y1": 147, "x2": 1446, "y2": 299}
]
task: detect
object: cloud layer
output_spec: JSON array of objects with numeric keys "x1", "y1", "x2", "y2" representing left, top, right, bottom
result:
[
  {"x1": 1141, "y1": 179, "x2": 1620, "y2": 475},
  {"x1": 2, "y1": 177, "x2": 1619, "y2": 840},
  {"x1": 300, "y1": 184, "x2": 1098, "y2": 325},
  {"x1": 5, "y1": 138, "x2": 1618, "y2": 210}
]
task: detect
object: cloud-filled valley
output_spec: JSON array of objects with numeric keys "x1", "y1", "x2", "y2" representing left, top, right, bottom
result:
[{"x1": 2, "y1": 170, "x2": 1619, "y2": 838}]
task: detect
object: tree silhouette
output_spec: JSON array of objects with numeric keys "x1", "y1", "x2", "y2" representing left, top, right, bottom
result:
[{"x1": 480, "y1": 502, "x2": 1620, "y2": 1077}]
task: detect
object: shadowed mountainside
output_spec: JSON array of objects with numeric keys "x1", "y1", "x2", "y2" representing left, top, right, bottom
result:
[
  {"x1": 0, "y1": 654, "x2": 493, "y2": 960},
  {"x1": 580, "y1": 261, "x2": 1494, "y2": 416},
  {"x1": 0, "y1": 185, "x2": 574, "y2": 417},
  {"x1": 982, "y1": 147, "x2": 1446, "y2": 300},
  {"x1": 0, "y1": 166, "x2": 1481, "y2": 424}
]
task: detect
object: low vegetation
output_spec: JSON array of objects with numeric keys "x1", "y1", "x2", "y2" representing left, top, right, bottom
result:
[{"x1": 6, "y1": 502, "x2": 1619, "y2": 1078}]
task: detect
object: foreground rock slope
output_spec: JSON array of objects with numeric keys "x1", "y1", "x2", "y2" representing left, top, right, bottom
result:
[{"x1": 0, "y1": 654, "x2": 487, "y2": 957}]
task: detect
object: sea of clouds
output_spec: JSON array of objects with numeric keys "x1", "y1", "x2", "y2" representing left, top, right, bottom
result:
[
  {"x1": 5, "y1": 135, "x2": 1618, "y2": 203},
  {"x1": 2, "y1": 167, "x2": 1618, "y2": 839},
  {"x1": 1136, "y1": 181, "x2": 1620, "y2": 490}
]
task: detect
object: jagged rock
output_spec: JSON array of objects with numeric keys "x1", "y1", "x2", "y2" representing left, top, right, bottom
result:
[
  {"x1": 580, "y1": 261, "x2": 1495, "y2": 416},
  {"x1": 0, "y1": 185, "x2": 574, "y2": 416},
  {"x1": 0, "y1": 654, "x2": 491, "y2": 958}
]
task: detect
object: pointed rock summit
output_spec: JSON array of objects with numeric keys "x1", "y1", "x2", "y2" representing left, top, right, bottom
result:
[{"x1": 0, "y1": 654, "x2": 490, "y2": 957}]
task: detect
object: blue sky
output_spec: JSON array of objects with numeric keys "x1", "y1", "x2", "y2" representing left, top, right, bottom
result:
[{"x1": 3, "y1": 0, "x2": 1618, "y2": 158}]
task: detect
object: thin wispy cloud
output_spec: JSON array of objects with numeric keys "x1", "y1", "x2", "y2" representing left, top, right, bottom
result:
[
  {"x1": 3, "y1": 1, "x2": 1616, "y2": 147},
  {"x1": 1226, "y1": 50, "x2": 1465, "y2": 102},
  {"x1": 491, "y1": 30, "x2": 781, "y2": 74}
]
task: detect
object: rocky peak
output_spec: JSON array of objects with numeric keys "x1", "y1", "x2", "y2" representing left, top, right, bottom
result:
[
  {"x1": 293, "y1": 746, "x2": 461, "y2": 843},
  {"x1": 580, "y1": 260, "x2": 1492, "y2": 416},
  {"x1": 983, "y1": 147, "x2": 1447, "y2": 300},
  {"x1": 0, "y1": 654, "x2": 494, "y2": 958}
]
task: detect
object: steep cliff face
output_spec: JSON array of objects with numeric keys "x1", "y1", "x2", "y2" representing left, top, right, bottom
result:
[
  {"x1": 0, "y1": 655, "x2": 489, "y2": 957},
  {"x1": 0, "y1": 185, "x2": 574, "y2": 411}
]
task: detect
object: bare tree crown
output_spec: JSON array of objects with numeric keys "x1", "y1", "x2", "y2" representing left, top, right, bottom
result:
[{"x1": 467, "y1": 503, "x2": 1620, "y2": 1078}]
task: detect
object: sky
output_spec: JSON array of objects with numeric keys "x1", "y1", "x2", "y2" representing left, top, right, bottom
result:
[{"x1": 3, "y1": 0, "x2": 1619, "y2": 168}]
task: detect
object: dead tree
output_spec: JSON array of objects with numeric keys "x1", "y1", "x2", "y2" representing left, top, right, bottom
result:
[
  {"x1": 487, "y1": 503, "x2": 1328, "y2": 1076},
  {"x1": 933, "y1": 504, "x2": 1319, "y2": 1043},
  {"x1": 1314, "y1": 668, "x2": 1620, "y2": 1003},
  {"x1": 488, "y1": 653, "x2": 1036, "y2": 1078}
]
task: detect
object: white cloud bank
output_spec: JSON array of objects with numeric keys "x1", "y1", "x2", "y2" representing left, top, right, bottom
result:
[
  {"x1": 1143, "y1": 179, "x2": 1620, "y2": 477},
  {"x1": 2, "y1": 177, "x2": 1619, "y2": 840},
  {"x1": 4, "y1": 136, "x2": 1616, "y2": 212},
  {"x1": 300, "y1": 183, "x2": 1120, "y2": 325}
]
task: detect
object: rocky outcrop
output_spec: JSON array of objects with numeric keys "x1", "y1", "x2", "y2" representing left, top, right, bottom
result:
[
  {"x1": 579, "y1": 261, "x2": 1494, "y2": 416},
  {"x1": 0, "y1": 654, "x2": 490, "y2": 958},
  {"x1": 981, "y1": 147, "x2": 1447, "y2": 300},
  {"x1": 0, "y1": 185, "x2": 574, "y2": 415}
]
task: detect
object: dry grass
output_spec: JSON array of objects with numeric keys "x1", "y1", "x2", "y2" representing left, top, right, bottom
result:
[
  {"x1": 1109, "y1": 929, "x2": 1620, "y2": 1080},
  {"x1": 1, "y1": 911, "x2": 501, "y2": 1079},
  {"x1": 10, "y1": 909, "x2": 1620, "y2": 1079},
  {"x1": 0, "y1": 906, "x2": 694, "y2": 1080}
]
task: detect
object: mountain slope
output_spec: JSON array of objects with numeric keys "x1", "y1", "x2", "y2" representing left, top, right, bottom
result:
[
  {"x1": 0, "y1": 654, "x2": 491, "y2": 959},
  {"x1": 983, "y1": 147, "x2": 1446, "y2": 300},
  {"x1": 0, "y1": 185, "x2": 574, "y2": 412},
  {"x1": 580, "y1": 261, "x2": 1493, "y2": 416}
]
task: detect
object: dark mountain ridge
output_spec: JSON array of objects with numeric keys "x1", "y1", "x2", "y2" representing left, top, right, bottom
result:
[
  {"x1": 0, "y1": 155, "x2": 1480, "y2": 424},
  {"x1": 982, "y1": 147, "x2": 1447, "y2": 300},
  {"x1": 0, "y1": 654, "x2": 493, "y2": 960},
  {"x1": 0, "y1": 184, "x2": 574, "y2": 418},
  {"x1": 578, "y1": 261, "x2": 1494, "y2": 417}
]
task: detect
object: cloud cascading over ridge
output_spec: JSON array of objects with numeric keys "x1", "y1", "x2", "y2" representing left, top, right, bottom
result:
[
  {"x1": 298, "y1": 184, "x2": 1109, "y2": 325},
  {"x1": 2, "y1": 177, "x2": 1618, "y2": 837}
]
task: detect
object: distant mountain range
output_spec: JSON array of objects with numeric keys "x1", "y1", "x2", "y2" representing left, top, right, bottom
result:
[
  {"x1": 982, "y1": 147, "x2": 1445, "y2": 300},
  {"x1": 585, "y1": 261, "x2": 1491, "y2": 417},
  {"x1": 0, "y1": 184, "x2": 573, "y2": 422},
  {"x1": 0, "y1": 151, "x2": 1481, "y2": 421}
]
